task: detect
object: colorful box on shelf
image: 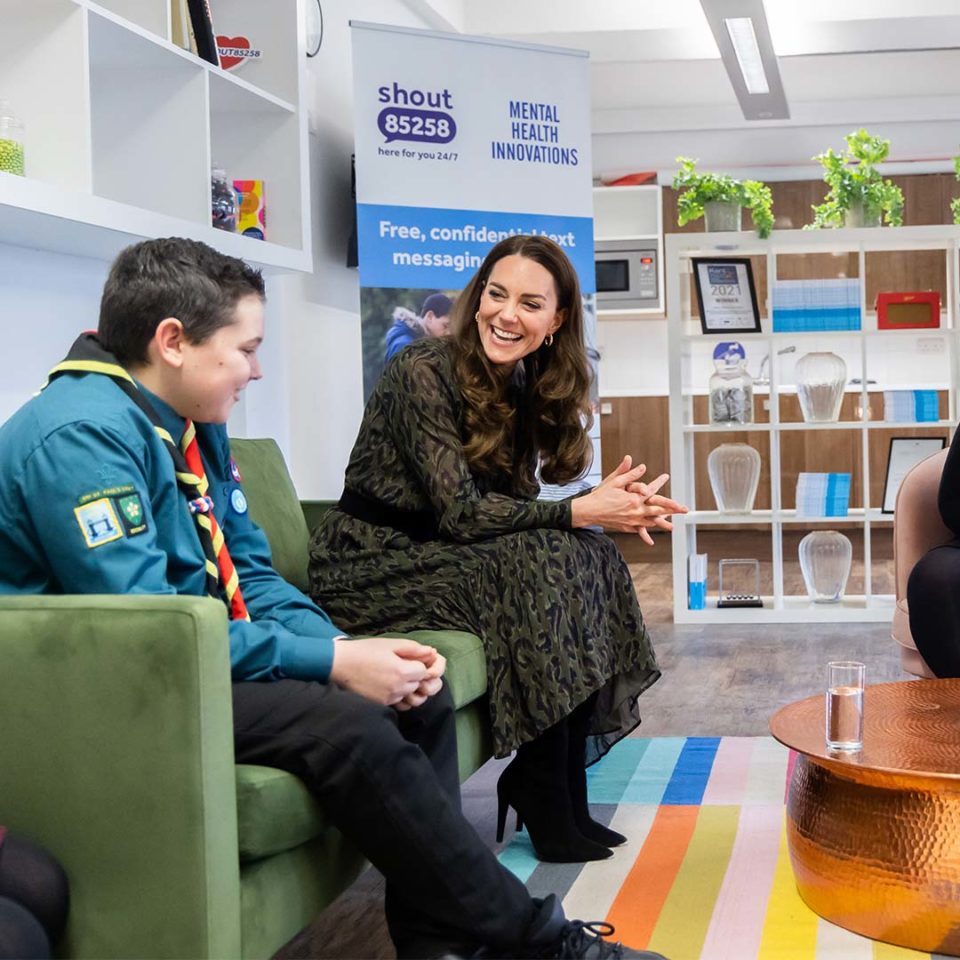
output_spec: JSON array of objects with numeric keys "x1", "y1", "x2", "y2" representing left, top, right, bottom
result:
[
  {"x1": 233, "y1": 179, "x2": 266, "y2": 240},
  {"x1": 772, "y1": 279, "x2": 861, "y2": 332},
  {"x1": 883, "y1": 389, "x2": 940, "y2": 423},
  {"x1": 876, "y1": 291, "x2": 940, "y2": 330},
  {"x1": 795, "y1": 472, "x2": 851, "y2": 518}
]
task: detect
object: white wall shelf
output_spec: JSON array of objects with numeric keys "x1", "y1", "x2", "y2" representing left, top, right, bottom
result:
[
  {"x1": 667, "y1": 225, "x2": 960, "y2": 623},
  {"x1": 0, "y1": 0, "x2": 311, "y2": 272}
]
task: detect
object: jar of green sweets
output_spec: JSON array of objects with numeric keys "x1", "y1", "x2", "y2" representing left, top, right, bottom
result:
[{"x1": 0, "y1": 101, "x2": 25, "y2": 176}]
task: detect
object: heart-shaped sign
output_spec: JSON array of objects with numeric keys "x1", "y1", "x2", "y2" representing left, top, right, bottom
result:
[{"x1": 217, "y1": 35, "x2": 251, "y2": 71}]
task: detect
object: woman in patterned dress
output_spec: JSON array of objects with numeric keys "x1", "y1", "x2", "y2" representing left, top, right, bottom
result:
[{"x1": 309, "y1": 235, "x2": 685, "y2": 863}]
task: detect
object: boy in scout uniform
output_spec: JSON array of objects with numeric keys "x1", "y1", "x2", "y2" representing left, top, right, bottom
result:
[{"x1": 0, "y1": 238, "x2": 663, "y2": 960}]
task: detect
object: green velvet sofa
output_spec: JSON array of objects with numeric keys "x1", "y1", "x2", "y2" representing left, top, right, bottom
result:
[{"x1": 0, "y1": 437, "x2": 491, "y2": 959}]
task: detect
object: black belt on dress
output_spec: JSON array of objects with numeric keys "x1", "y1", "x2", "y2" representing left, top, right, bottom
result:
[{"x1": 337, "y1": 488, "x2": 439, "y2": 542}]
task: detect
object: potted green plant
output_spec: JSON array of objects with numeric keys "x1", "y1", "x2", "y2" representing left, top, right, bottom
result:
[
  {"x1": 952, "y1": 153, "x2": 960, "y2": 226},
  {"x1": 808, "y1": 129, "x2": 904, "y2": 229},
  {"x1": 672, "y1": 157, "x2": 774, "y2": 238}
]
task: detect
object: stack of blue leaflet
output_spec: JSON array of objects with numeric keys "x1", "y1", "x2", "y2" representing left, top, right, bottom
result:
[
  {"x1": 795, "y1": 472, "x2": 852, "y2": 517},
  {"x1": 772, "y1": 279, "x2": 861, "y2": 332},
  {"x1": 882, "y1": 389, "x2": 940, "y2": 422}
]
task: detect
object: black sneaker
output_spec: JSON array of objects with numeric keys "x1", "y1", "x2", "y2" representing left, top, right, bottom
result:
[{"x1": 538, "y1": 919, "x2": 668, "y2": 960}]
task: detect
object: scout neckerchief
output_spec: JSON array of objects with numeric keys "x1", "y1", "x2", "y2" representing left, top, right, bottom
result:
[{"x1": 45, "y1": 333, "x2": 250, "y2": 621}]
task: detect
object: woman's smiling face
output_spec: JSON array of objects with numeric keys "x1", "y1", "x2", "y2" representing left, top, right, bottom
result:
[{"x1": 475, "y1": 254, "x2": 565, "y2": 367}]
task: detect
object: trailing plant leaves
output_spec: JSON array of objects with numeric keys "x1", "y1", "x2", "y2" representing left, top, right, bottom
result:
[
  {"x1": 807, "y1": 129, "x2": 904, "y2": 229},
  {"x1": 672, "y1": 156, "x2": 775, "y2": 238}
]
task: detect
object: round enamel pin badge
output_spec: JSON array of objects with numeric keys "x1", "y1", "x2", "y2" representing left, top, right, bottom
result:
[{"x1": 231, "y1": 488, "x2": 248, "y2": 514}]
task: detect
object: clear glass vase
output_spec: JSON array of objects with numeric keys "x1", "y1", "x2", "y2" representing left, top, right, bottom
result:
[
  {"x1": 843, "y1": 199, "x2": 882, "y2": 228},
  {"x1": 707, "y1": 443, "x2": 761, "y2": 512},
  {"x1": 799, "y1": 530, "x2": 852, "y2": 603},
  {"x1": 795, "y1": 351, "x2": 846, "y2": 422},
  {"x1": 704, "y1": 200, "x2": 742, "y2": 232}
]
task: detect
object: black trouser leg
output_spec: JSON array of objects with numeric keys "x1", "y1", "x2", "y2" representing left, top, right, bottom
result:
[
  {"x1": 0, "y1": 899, "x2": 49, "y2": 960},
  {"x1": 232, "y1": 680, "x2": 535, "y2": 955},
  {"x1": 383, "y1": 688, "x2": 462, "y2": 948},
  {"x1": 0, "y1": 835, "x2": 69, "y2": 949},
  {"x1": 908, "y1": 542, "x2": 960, "y2": 677}
]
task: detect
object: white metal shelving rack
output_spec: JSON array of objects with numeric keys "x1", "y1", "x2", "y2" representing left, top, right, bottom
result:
[
  {"x1": 0, "y1": 0, "x2": 311, "y2": 272},
  {"x1": 667, "y1": 225, "x2": 960, "y2": 623}
]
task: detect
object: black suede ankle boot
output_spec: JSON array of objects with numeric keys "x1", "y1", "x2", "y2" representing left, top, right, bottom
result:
[
  {"x1": 567, "y1": 694, "x2": 627, "y2": 848},
  {"x1": 495, "y1": 721, "x2": 611, "y2": 863}
]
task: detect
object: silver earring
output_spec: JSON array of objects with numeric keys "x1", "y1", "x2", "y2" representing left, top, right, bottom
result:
[
  {"x1": 474, "y1": 311, "x2": 480, "y2": 322},
  {"x1": 544, "y1": 333, "x2": 554, "y2": 347}
]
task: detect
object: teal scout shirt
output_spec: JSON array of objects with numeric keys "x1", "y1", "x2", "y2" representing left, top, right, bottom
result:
[{"x1": 0, "y1": 369, "x2": 338, "y2": 682}]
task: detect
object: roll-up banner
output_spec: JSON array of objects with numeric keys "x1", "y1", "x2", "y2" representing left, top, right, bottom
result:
[{"x1": 351, "y1": 21, "x2": 600, "y2": 491}]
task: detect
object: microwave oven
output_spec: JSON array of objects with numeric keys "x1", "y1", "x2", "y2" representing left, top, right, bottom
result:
[{"x1": 594, "y1": 240, "x2": 659, "y2": 310}]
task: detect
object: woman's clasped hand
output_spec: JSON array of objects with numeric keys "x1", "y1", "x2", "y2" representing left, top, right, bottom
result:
[{"x1": 571, "y1": 455, "x2": 688, "y2": 543}]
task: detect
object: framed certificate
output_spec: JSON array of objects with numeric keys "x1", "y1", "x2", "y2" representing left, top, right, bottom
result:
[
  {"x1": 691, "y1": 257, "x2": 761, "y2": 334},
  {"x1": 881, "y1": 436, "x2": 947, "y2": 513}
]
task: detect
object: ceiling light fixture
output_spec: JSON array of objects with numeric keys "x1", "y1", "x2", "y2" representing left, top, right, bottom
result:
[
  {"x1": 724, "y1": 17, "x2": 768, "y2": 94},
  {"x1": 700, "y1": 0, "x2": 789, "y2": 121}
]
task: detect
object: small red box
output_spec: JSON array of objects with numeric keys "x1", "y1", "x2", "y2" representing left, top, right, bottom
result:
[{"x1": 876, "y1": 291, "x2": 940, "y2": 330}]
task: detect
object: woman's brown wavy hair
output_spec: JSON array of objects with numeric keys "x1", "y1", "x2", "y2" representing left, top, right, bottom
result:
[{"x1": 451, "y1": 235, "x2": 593, "y2": 496}]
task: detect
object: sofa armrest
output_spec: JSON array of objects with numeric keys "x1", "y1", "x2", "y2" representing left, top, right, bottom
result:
[{"x1": 0, "y1": 595, "x2": 241, "y2": 959}]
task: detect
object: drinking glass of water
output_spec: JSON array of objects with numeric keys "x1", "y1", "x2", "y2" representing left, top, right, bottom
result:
[{"x1": 826, "y1": 661, "x2": 865, "y2": 751}]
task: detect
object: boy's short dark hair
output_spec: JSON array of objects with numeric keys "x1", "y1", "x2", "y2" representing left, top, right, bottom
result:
[
  {"x1": 98, "y1": 237, "x2": 265, "y2": 365},
  {"x1": 420, "y1": 292, "x2": 452, "y2": 318}
]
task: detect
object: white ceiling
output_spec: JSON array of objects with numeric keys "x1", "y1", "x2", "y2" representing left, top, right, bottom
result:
[{"x1": 405, "y1": 0, "x2": 960, "y2": 180}]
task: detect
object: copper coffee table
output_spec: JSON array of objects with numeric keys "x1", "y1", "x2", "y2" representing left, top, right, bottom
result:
[{"x1": 770, "y1": 679, "x2": 960, "y2": 956}]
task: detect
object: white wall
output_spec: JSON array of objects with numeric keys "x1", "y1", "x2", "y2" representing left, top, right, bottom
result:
[{"x1": 0, "y1": 242, "x2": 108, "y2": 425}]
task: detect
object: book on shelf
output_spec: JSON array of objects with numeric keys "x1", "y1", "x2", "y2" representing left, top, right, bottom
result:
[
  {"x1": 170, "y1": 0, "x2": 198, "y2": 54},
  {"x1": 186, "y1": 0, "x2": 220, "y2": 66}
]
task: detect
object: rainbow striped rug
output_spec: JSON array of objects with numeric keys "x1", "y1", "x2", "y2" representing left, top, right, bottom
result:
[{"x1": 497, "y1": 737, "x2": 946, "y2": 960}]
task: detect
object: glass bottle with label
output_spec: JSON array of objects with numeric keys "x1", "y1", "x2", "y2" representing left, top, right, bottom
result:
[{"x1": 709, "y1": 340, "x2": 753, "y2": 424}]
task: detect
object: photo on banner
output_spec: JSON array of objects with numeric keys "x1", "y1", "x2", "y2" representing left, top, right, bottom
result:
[{"x1": 351, "y1": 21, "x2": 600, "y2": 491}]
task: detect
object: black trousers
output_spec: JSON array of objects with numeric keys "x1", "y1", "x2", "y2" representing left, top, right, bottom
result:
[
  {"x1": 907, "y1": 539, "x2": 960, "y2": 677},
  {"x1": 0, "y1": 835, "x2": 69, "y2": 960},
  {"x1": 232, "y1": 680, "x2": 534, "y2": 955}
]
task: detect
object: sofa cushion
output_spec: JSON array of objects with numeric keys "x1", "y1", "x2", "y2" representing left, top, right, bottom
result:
[{"x1": 236, "y1": 764, "x2": 326, "y2": 862}]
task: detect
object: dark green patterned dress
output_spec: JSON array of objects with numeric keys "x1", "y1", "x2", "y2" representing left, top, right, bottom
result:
[{"x1": 308, "y1": 338, "x2": 660, "y2": 761}]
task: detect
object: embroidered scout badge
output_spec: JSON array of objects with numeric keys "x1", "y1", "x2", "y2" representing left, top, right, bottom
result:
[
  {"x1": 230, "y1": 488, "x2": 248, "y2": 514},
  {"x1": 76, "y1": 484, "x2": 148, "y2": 540},
  {"x1": 117, "y1": 493, "x2": 147, "y2": 536},
  {"x1": 229, "y1": 458, "x2": 242, "y2": 483},
  {"x1": 74, "y1": 498, "x2": 123, "y2": 548}
]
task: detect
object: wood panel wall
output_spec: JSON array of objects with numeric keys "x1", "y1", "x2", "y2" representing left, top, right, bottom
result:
[{"x1": 662, "y1": 173, "x2": 955, "y2": 319}]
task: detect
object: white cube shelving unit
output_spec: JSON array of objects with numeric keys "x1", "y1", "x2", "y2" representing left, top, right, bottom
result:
[
  {"x1": 667, "y1": 225, "x2": 960, "y2": 623},
  {"x1": 592, "y1": 183, "x2": 664, "y2": 318},
  {"x1": 0, "y1": 0, "x2": 311, "y2": 271}
]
